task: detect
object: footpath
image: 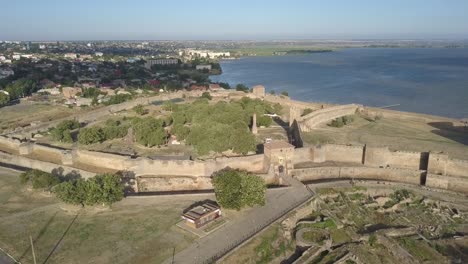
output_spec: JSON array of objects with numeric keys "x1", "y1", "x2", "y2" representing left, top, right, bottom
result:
[{"x1": 164, "y1": 174, "x2": 313, "y2": 264}]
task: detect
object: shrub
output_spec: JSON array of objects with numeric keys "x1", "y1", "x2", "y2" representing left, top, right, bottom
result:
[
  {"x1": 302, "y1": 108, "x2": 313, "y2": 116},
  {"x1": 281, "y1": 91, "x2": 289, "y2": 96},
  {"x1": 131, "y1": 117, "x2": 167, "y2": 147},
  {"x1": 330, "y1": 118, "x2": 344, "y2": 128},
  {"x1": 133, "y1": 104, "x2": 146, "y2": 115},
  {"x1": 235, "y1": 84, "x2": 249, "y2": 93},
  {"x1": 212, "y1": 169, "x2": 266, "y2": 210},
  {"x1": 104, "y1": 94, "x2": 132, "y2": 105},
  {"x1": 201, "y1": 92, "x2": 212, "y2": 100},
  {"x1": 257, "y1": 115, "x2": 273, "y2": 127},
  {"x1": 171, "y1": 124, "x2": 190, "y2": 140},
  {"x1": 54, "y1": 174, "x2": 124, "y2": 206},
  {"x1": 50, "y1": 119, "x2": 80, "y2": 142},
  {"x1": 20, "y1": 169, "x2": 60, "y2": 190},
  {"x1": 78, "y1": 127, "x2": 105, "y2": 145}
]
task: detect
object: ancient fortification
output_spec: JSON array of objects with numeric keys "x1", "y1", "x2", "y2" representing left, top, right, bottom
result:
[{"x1": 1, "y1": 90, "x2": 467, "y2": 194}]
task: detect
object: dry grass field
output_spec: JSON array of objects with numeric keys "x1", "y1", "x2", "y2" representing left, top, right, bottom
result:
[
  {"x1": 303, "y1": 114, "x2": 468, "y2": 160},
  {"x1": 0, "y1": 168, "x2": 208, "y2": 264}
]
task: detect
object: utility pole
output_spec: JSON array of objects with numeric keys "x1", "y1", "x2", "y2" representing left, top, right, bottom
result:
[{"x1": 30, "y1": 235, "x2": 37, "y2": 264}]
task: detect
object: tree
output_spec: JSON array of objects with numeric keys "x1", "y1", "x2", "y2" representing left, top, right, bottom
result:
[
  {"x1": 50, "y1": 119, "x2": 80, "y2": 142},
  {"x1": 82, "y1": 87, "x2": 101, "y2": 98},
  {"x1": 257, "y1": 115, "x2": 272, "y2": 127},
  {"x1": 201, "y1": 92, "x2": 212, "y2": 100},
  {"x1": 20, "y1": 169, "x2": 60, "y2": 190},
  {"x1": 235, "y1": 84, "x2": 249, "y2": 93},
  {"x1": 54, "y1": 174, "x2": 124, "y2": 206},
  {"x1": 171, "y1": 124, "x2": 190, "y2": 140},
  {"x1": 0, "y1": 92, "x2": 9, "y2": 106},
  {"x1": 212, "y1": 169, "x2": 266, "y2": 210},
  {"x1": 78, "y1": 127, "x2": 105, "y2": 145},
  {"x1": 131, "y1": 117, "x2": 167, "y2": 147},
  {"x1": 269, "y1": 90, "x2": 276, "y2": 95},
  {"x1": 281, "y1": 91, "x2": 289, "y2": 96}
]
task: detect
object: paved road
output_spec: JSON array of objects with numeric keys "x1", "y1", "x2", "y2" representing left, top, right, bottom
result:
[{"x1": 164, "y1": 177, "x2": 312, "y2": 264}]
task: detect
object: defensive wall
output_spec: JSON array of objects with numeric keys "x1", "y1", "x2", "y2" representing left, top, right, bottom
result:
[{"x1": 297, "y1": 104, "x2": 362, "y2": 132}]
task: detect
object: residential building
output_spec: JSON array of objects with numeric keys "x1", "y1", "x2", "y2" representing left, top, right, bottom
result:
[
  {"x1": 62, "y1": 87, "x2": 82, "y2": 99},
  {"x1": 144, "y1": 58, "x2": 178, "y2": 69},
  {"x1": 196, "y1": 64, "x2": 212, "y2": 71},
  {"x1": 95, "y1": 52, "x2": 104, "y2": 57},
  {"x1": 64, "y1": 53, "x2": 78, "y2": 59}
]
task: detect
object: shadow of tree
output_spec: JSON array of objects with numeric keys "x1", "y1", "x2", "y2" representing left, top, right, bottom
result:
[
  {"x1": 51, "y1": 167, "x2": 82, "y2": 182},
  {"x1": 427, "y1": 122, "x2": 468, "y2": 146},
  {"x1": 18, "y1": 212, "x2": 58, "y2": 262}
]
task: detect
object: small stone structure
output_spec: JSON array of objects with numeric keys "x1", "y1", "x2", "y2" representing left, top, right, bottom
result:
[
  {"x1": 252, "y1": 85, "x2": 265, "y2": 97},
  {"x1": 181, "y1": 202, "x2": 221, "y2": 229}
]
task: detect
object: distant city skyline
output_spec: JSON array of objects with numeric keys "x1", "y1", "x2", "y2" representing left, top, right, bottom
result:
[{"x1": 1, "y1": 0, "x2": 468, "y2": 41}]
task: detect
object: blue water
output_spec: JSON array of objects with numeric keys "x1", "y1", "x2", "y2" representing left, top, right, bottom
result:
[{"x1": 211, "y1": 48, "x2": 468, "y2": 118}]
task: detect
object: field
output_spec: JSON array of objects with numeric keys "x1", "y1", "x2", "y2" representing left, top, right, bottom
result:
[
  {"x1": 302, "y1": 114, "x2": 468, "y2": 159},
  {"x1": 0, "y1": 168, "x2": 208, "y2": 264},
  {"x1": 0, "y1": 102, "x2": 75, "y2": 133},
  {"x1": 226, "y1": 44, "x2": 337, "y2": 56}
]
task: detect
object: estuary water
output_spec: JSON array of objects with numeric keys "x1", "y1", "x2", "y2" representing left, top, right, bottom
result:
[{"x1": 211, "y1": 48, "x2": 468, "y2": 118}]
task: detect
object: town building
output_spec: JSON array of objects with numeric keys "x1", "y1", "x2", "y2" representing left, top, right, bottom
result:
[
  {"x1": 64, "y1": 53, "x2": 78, "y2": 59},
  {"x1": 181, "y1": 202, "x2": 221, "y2": 229},
  {"x1": 95, "y1": 52, "x2": 104, "y2": 57},
  {"x1": 144, "y1": 59, "x2": 178, "y2": 69},
  {"x1": 196, "y1": 64, "x2": 212, "y2": 71},
  {"x1": 62, "y1": 87, "x2": 82, "y2": 99}
]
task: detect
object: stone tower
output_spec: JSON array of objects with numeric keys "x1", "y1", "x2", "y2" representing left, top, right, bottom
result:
[
  {"x1": 289, "y1": 106, "x2": 302, "y2": 126},
  {"x1": 252, "y1": 113, "x2": 258, "y2": 134}
]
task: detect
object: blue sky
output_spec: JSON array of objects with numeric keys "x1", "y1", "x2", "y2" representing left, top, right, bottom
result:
[{"x1": 1, "y1": 0, "x2": 467, "y2": 40}]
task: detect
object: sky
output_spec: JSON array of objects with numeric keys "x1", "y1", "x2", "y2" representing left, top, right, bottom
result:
[{"x1": 1, "y1": 0, "x2": 468, "y2": 41}]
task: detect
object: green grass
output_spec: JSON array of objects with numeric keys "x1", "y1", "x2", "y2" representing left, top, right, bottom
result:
[
  {"x1": 330, "y1": 229, "x2": 351, "y2": 244},
  {"x1": 254, "y1": 225, "x2": 293, "y2": 264},
  {"x1": 397, "y1": 237, "x2": 444, "y2": 262}
]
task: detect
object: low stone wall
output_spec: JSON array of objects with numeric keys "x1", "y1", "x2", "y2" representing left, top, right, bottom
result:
[
  {"x1": 298, "y1": 104, "x2": 361, "y2": 131},
  {"x1": 130, "y1": 158, "x2": 207, "y2": 177},
  {"x1": 0, "y1": 136, "x2": 22, "y2": 154},
  {"x1": 291, "y1": 167, "x2": 422, "y2": 186},
  {"x1": 74, "y1": 150, "x2": 131, "y2": 171},
  {"x1": 137, "y1": 176, "x2": 213, "y2": 192},
  {"x1": 211, "y1": 154, "x2": 266, "y2": 173}
]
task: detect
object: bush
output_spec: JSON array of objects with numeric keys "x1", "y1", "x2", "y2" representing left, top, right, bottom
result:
[
  {"x1": 302, "y1": 108, "x2": 313, "y2": 116},
  {"x1": 20, "y1": 169, "x2": 60, "y2": 190},
  {"x1": 50, "y1": 119, "x2": 80, "y2": 142},
  {"x1": 54, "y1": 174, "x2": 124, "y2": 206},
  {"x1": 201, "y1": 92, "x2": 212, "y2": 100},
  {"x1": 171, "y1": 124, "x2": 190, "y2": 140},
  {"x1": 102, "y1": 119, "x2": 128, "y2": 140},
  {"x1": 330, "y1": 118, "x2": 344, "y2": 128},
  {"x1": 131, "y1": 117, "x2": 167, "y2": 147},
  {"x1": 78, "y1": 127, "x2": 105, "y2": 145},
  {"x1": 104, "y1": 94, "x2": 132, "y2": 105},
  {"x1": 281, "y1": 91, "x2": 289, "y2": 96},
  {"x1": 235, "y1": 84, "x2": 249, "y2": 93},
  {"x1": 257, "y1": 115, "x2": 273, "y2": 127},
  {"x1": 212, "y1": 169, "x2": 266, "y2": 210},
  {"x1": 82, "y1": 87, "x2": 101, "y2": 98},
  {"x1": 133, "y1": 104, "x2": 146, "y2": 115}
]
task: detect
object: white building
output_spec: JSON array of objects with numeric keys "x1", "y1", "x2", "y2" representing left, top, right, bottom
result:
[
  {"x1": 64, "y1": 53, "x2": 78, "y2": 59},
  {"x1": 196, "y1": 64, "x2": 212, "y2": 71},
  {"x1": 95, "y1": 52, "x2": 104, "y2": 57}
]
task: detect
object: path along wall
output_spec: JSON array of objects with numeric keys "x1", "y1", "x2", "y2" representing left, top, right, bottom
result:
[{"x1": 290, "y1": 167, "x2": 423, "y2": 186}]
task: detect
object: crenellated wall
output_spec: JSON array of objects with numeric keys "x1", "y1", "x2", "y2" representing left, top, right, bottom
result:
[
  {"x1": 364, "y1": 147, "x2": 422, "y2": 170},
  {"x1": 308, "y1": 144, "x2": 364, "y2": 164},
  {"x1": 428, "y1": 153, "x2": 468, "y2": 178}
]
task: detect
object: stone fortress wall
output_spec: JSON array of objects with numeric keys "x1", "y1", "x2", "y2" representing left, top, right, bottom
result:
[{"x1": 1, "y1": 91, "x2": 468, "y2": 194}]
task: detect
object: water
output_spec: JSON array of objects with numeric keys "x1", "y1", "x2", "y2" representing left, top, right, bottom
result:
[{"x1": 211, "y1": 48, "x2": 468, "y2": 118}]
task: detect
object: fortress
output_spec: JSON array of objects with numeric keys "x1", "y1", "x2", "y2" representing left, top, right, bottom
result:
[{"x1": 1, "y1": 90, "x2": 467, "y2": 194}]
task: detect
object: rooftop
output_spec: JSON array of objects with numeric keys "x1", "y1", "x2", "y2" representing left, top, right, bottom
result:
[{"x1": 182, "y1": 202, "x2": 220, "y2": 221}]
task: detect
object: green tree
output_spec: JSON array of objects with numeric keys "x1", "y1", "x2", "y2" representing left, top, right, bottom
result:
[
  {"x1": 281, "y1": 91, "x2": 289, "y2": 96},
  {"x1": 235, "y1": 84, "x2": 249, "y2": 93},
  {"x1": 132, "y1": 117, "x2": 167, "y2": 147},
  {"x1": 201, "y1": 92, "x2": 212, "y2": 100},
  {"x1": 0, "y1": 92, "x2": 10, "y2": 106},
  {"x1": 50, "y1": 119, "x2": 80, "y2": 142},
  {"x1": 212, "y1": 169, "x2": 266, "y2": 210},
  {"x1": 82, "y1": 87, "x2": 101, "y2": 98},
  {"x1": 257, "y1": 115, "x2": 272, "y2": 127},
  {"x1": 78, "y1": 127, "x2": 105, "y2": 145},
  {"x1": 20, "y1": 169, "x2": 60, "y2": 190},
  {"x1": 171, "y1": 124, "x2": 190, "y2": 140},
  {"x1": 54, "y1": 174, "x2": 124, "y2": 206}
]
